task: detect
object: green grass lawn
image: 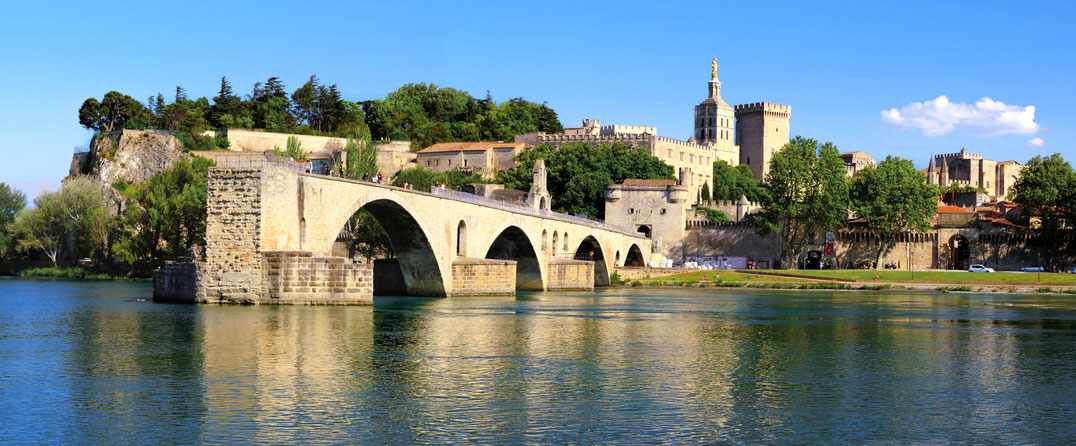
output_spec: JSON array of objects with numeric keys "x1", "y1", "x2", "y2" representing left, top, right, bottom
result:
[{"x1": 751, "y1": 269, "x2": 1076, "y2": 285}]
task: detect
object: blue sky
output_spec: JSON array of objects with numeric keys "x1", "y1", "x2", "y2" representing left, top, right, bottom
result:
[{"x1": 1, "y1": 0, "x2": 1073, "y2": 198}]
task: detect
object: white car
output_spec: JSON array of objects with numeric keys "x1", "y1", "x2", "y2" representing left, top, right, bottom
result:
[{"x1": 968, "y1": 264, "x2": 995, "y2": 273}]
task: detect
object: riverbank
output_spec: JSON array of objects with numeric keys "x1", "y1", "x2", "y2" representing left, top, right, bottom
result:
[
  {"x1": 2, "y1": 266, "x2": 148, "y2": 280},
  {"x1": 620, "y1": 269, "x2": 1076, "y2": 295}
]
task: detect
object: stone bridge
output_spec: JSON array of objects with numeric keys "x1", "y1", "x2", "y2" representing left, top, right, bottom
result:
[{"x1": 154, "y1": 164, "x2": 652, "y2": 304}]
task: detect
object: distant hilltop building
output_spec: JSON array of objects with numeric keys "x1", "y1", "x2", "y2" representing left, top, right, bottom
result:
[
  {"x1": 840, "y1": 151, "x2": 876, "y2": 177},
  {"x1": 924, "y1": 148, "x2": 1024, "y2": 198},
  {"x1": 517, "y1": 59, "x2": 791, "y2": 204}
]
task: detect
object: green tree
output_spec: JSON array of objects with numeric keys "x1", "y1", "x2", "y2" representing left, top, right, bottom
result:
[
  {"x1": 12, "y1": 177, "x2": 108, "y2": 265},
  {"x1": 0, "y1": 183, "x2": 27, "y2": 260},
  {"x1": 343, "y1": 128, "x2": 379, "y2": 180},
  {"x1": 292, "y1": 75, "x2": 320, "y2": 128},
  {"x1": 78, "y1": 91, "x2": 151, "y2": 132},
  {"x1": 348, "y1": 209, "x2": 394, "y2": 262},
  {"x1": 700, "y1": 182, "x2": 711, "y2": 204},
  {"x1": 850, "y1": 156, "x2": 941, "y2": 269},
  {"x1": 712, "y1": 161, "x2": 761, "y2": 202},
  {"x1": 757, "y1": 136, "x2": 849, "y2": 269},
  {"x1": 115, "y1": 157, "x2": 213, "y2": 268},
  {"x1": 391, "y1": 167, "x2": 447, "y2": 192},
  {"x1": 497, "y1": 142, "x2": 675, "y2": 219},
  {"x1": 284, "y1": 135, "x2": 307, "y2": 160},
  {"x1": 1010, "y1": 153, "x2": 1076, "y2": 268}
]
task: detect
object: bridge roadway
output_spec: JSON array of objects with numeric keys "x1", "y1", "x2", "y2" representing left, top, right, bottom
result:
[{"x1": 164, "y1": 164, "x2": 653, "y2": 304}]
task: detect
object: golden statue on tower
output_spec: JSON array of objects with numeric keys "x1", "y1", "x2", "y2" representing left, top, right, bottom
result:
[{"x1": 711, "y1": 58, "x2": 718, "y2": 80}]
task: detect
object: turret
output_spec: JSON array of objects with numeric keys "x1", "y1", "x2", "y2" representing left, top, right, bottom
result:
[
  {"x1": 928, "y1": 155, "x2": 936, "y2": 184},
  {"x1": 939, "y1": 156, "x2": 949, "y2": 186},
  {"x1": 528, "y1": 159, "x2": 552, "y2": 211}
]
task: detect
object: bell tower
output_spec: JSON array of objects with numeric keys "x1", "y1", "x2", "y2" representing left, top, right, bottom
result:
[{"x1": 693, "y1": 59, "x2": 736, "y2": 146}]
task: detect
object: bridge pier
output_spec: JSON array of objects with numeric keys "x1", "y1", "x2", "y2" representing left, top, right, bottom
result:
[
  {"x1": 546, "y1": 260, "x2": 596, "y2": 291},
  {"x1": 451, "y1": 258, "x2": 517, "y2": 295}
]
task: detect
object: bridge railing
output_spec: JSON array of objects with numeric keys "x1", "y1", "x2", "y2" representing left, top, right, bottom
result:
[
  {"x1": 212, "y1": 160, "x2": 645, "y2": 237},
  {"x1": 430, "y1": 187, "x2": 642, "y2": 236}
]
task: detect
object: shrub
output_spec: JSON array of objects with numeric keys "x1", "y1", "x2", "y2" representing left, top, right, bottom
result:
[
  {"x1": 696, "y1": 206, "x2": 731, "y2": 223},
  {"x1": 630, "y1": 280, "x2": 641, "y2": 287},
  {"x1": 1036, "y1": 287, "x2": 1055, "y2": 294},
  {"x1": 936, "y1": 285, "x2": 972, "y2": 293},
  {"x1": 610, "y1": 272, "x2": 625, "y2": 286},
  {"x1": 18, "y1": 267, "x2": 113, "y2": 279}
]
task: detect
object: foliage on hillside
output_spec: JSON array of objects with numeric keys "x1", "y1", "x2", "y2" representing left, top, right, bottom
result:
[
  {"x1": 497, "y1": 142, "x2": 675, "y2": 220},
  {"x1": 114, "y1": 157, "x2": 214, "y2": 269},
  {"x1": 78, "y1": 78, "x2": 563, "y2": 152}
]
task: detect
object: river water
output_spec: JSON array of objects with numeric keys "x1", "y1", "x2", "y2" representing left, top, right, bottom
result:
[{"x1": 0, "y1": 278, "x2": 1073, "y2": 444}]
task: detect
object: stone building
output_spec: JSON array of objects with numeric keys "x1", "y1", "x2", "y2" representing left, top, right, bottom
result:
[
  {"x1": 840, "y1": 151, "x2": 876, "y2": 177},
  {"x1": 415, "y1": 141, "x2": 525, "y2": 179},
  {"x1": 604, "y1": 178, "x2": 690, "y2": 259},
  {"x1": 925, "y1": 148, "x2": 1024, "y2": 198},
  {"x1": 517, "y1": 60, "x2": 790, "y2": 201}
]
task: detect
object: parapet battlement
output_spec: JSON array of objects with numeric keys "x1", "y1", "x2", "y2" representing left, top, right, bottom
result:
[
  {"x1": 733, "y1": 102, "x2": 791, "y2": 116},
  {"x1": 935, "y1": 151, "x2": 983, "y2": 160}
]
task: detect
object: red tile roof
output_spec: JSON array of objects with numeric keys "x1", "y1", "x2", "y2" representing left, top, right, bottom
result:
[
  {"x1": 418, "y1": 141, "x2": 524, "y2": 154},
  {"x1": 937, "y1": 205, "x2": 974, "y2": 213}
]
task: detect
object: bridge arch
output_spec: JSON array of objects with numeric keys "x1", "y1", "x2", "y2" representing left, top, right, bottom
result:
[
  {"x1": 329, "y1": 192, "x2": 447, "y2": 297},
  {"x1": 484, "y1": 224, "x2": 544, "y2": 290},
  {"x1": 574, "y1": 235, "x2": 610, "y2": 287},
  {"x1": 625, "y1": 244, "x2": 645, "y2": 267}
]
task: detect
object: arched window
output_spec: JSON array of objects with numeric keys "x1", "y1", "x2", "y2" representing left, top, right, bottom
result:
[
  {"x1": 552, "y1": 231, "x2": 559, "y2": 256},
  {"x1": 457, "y1": 220, "x2": 467, "y2": 256}
]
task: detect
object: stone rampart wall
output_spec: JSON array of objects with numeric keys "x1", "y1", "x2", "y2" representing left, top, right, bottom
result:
[
  {"x1": 261, "y1": 251, "x2": 372, "y2": 304},
  {"x1": 612, "y1": 267, "x2": 681, "y2": 280},
  {"x1": 547, "y1": 260, "x2": 595, "y2": 290},
  {"x1": 452, "y1": 258, "x2": 516, "y2": 295}
]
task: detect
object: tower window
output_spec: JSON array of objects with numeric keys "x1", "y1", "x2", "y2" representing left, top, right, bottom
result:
[{"x1": 747, "y1": 157, "x2": 751, "y2": 165}]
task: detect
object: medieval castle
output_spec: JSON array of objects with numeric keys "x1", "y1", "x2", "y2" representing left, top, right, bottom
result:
[
  {"x1": 516, "y1": 60, "x2": 791, "y2": 203},
  {"x1": 925, "y1": 147, "x2": 1023, "y2": 198}
]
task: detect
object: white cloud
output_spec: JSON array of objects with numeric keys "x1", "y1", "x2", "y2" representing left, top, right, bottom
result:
[
  {"x1": 881, "y1": 95, "x2": 1040, "y2": 137},
  {"x1": 1027, "y1": 137, "x2": 1045, "y2": 147}
]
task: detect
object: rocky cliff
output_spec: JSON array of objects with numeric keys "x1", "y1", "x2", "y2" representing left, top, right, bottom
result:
[{"x1": 71, "y1": 130, "x2": 190, "y2": 186}]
